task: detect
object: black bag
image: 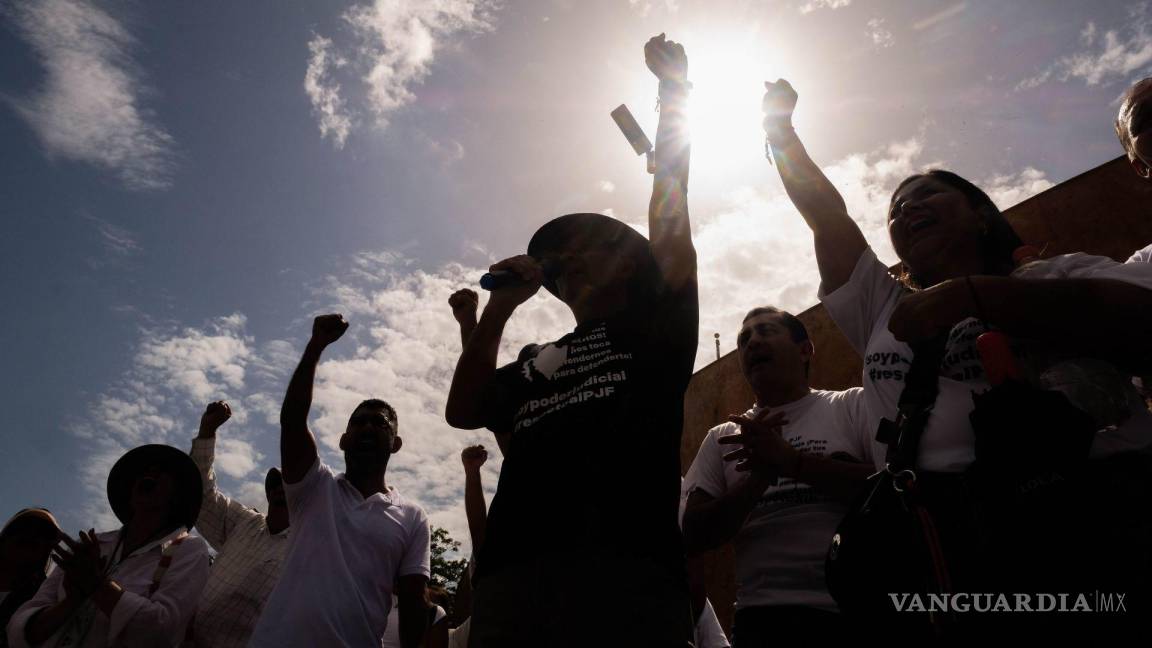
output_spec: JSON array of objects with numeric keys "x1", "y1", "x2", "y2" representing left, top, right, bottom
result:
[{"x1": 825, "y1": 336, "x2": 956, "y2": 628}]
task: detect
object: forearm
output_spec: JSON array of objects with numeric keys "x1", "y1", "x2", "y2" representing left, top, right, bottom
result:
[
  {"x1": 973, "y1": 276, "x2": 1152, "y2": 366},
  {"x1": 458, "y1": 321, "x2": 476, "y2": 349},
  {"x1": 791, "y1": 455, "x2": 874, "y2": 501},
  {"x1": 446, "y1": 304, "x2": 511, "y2": 429},
  {"x1": 281, "y1": 341, "x2": 322, "y2": 481},
  {"x1": 682, "y1": 479, "x2": 768, "y2": 554},
  {"x1": 463, "y1": 471, "x2": 487, "y2": 551},
  {"x1": 649, "y1": 88, "x2": 696, "y2": 291},
  {"x1": 398, "y1": 597, "x2": 429, "y2": 648},
  {"x1": 23, "y1": 599, "x2": 77, "y2": 645}
]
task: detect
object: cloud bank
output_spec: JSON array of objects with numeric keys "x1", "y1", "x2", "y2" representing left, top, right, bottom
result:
[{"x1": 8, "y1": 0, "x2": 176, "y2": 190}]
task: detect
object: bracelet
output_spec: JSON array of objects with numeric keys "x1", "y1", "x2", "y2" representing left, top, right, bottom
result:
[{"x1": 964, "y1": 275, "x2": 988, "y2": 323}]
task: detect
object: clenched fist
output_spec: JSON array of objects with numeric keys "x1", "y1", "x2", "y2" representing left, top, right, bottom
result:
[
  {"x1": 198, "y1": 401, "x2": 232, "y2": 438},
  {"x1": 461, "y1": 445, "x2": 488, "y2": 475},
  {"x1": 762, "y1": 79, "x2": 798, "y2": 136},
  {"x1": 311, "y1": 313, "x2": 349, "y2": 348},
  {"x1": 449, "y1": 289, "x2": 480, "y2": 327},
  {"x1": 645, "y1": 33, "x2": 688, "y2": 82}
]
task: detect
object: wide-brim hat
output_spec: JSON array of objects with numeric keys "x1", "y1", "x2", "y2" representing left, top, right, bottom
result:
[
  {"x1": 526, "y1": 213, "x2": 658, "y2": 296},
  {"x1": 107, "y1": 445, "x2": 203, "y2": 530}
]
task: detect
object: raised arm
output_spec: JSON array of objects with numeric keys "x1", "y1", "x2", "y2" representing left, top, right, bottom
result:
[
  {"x1": 645, "y1": 34, "x2": 696, "y2": 293},
  {"x1": 763, "y1": 80, "x2": 867, "y2": 293},
  {"x1": 189, "y1": 401, "x2": 260, "y2": 549},
  {"x1": 449, "y1": 289, "x2": 480, "y2": 349},
  {"x1": 460, "y1": 445, "x2": 489, "y2": 553},
  {"x1": 445, "y1": 257, "x2": 542, "y2": 429},
  {"x1": 281, "y1": 314, "x2": 348, "y2": 483}
]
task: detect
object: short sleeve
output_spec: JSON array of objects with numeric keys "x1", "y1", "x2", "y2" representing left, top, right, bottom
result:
[
  {"x1": 283, "y1": 458, "x2": 333, "y2": 515},
  {"x1": 1126, "y1": 243, "x2": 1152, "y2": 264},
  {"x1": 819, "y1": 247, "x2": 904, "y2": 356},
  {"x1": 399, "y1": 507, "x2": 431, "y2": 578},
  {"x1": 483, "y1": 352, "x2": 531, "y2": 437},
  {"x1": 683, "y1": 427, "x2": 730, "y2": 500},
  {"x1": 838, "y1": 387, "x2": 876, "y2": 465}
]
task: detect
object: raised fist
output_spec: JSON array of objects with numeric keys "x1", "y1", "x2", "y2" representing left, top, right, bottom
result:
[
  {"x1": 461, "y1": 445, "x2": 488, "y2": 474},
  {"x1": 311, "y1": 313, "x2": 349, "y2": 347},
  {"x1": 449, "y1": 289, "x2": 480, "y2": 326},
  {"x1": 198, "y1": 401, "x2": 232, "y2": 438},
  {"x1": 645, "y1": 33, "x2": 688, "y2": 82},
  {"x1": 762, "y1": 79, "x2": 798, "y2": 133}
]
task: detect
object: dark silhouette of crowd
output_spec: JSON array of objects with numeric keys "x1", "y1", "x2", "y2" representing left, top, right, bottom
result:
[{"x1": 4, "y1": 33, "x2": 1152, "y2": 648}]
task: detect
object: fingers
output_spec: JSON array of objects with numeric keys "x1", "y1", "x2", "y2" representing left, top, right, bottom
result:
[
  {"x1": 489, "y1": 255, "x2": 544, "y2": 284},
  {"x1": 722, "y1": 447, "x2": 749, "y2": 463},
  {"x1": 449, "y1": 289, "x2": 479, "y2": 309},
  {"x1": 58, "y1": 533, "x2": 82, "y2": 551}
]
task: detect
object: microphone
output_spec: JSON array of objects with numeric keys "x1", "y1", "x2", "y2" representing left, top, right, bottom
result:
[{"x1": 480, "y1": 260, "x2": 559, "y2": 291}]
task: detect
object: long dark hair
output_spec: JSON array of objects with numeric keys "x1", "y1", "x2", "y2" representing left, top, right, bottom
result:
[{"x1": 890, "y1": 169, "x2": 1023, "y2": 288}]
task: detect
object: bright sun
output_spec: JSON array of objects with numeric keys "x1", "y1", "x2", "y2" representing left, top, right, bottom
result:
[{"x1": 684, "y1": 34, "x2": 777, "y2": 180}]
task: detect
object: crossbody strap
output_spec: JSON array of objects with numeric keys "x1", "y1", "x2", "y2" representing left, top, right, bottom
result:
[
  {"x1": 881, "y1": 334, "x2": 948, "y2": 473},
  {"x1": 147, "y1": 532, "x2": 188, "y2": 596}
]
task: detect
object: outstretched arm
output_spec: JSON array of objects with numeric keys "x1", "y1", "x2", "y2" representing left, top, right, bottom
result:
[
  {"x1": 281, "y1": 314, "x2": 348, "y2": 483},
  {"x1": 460, "y1": 445, "x2": 489, "y2": 553},
  {"x1": 764, "y1": 80, "x2": 867, "y2": 293},
  {"x1": 190, "y1": 401, "x2": 259, "y2": 549},
  {"x1": 645, "y1": 34, "x2": 697, "y2": 294},
  {"x1": 449, "y1": 289, "x2": 479, "y2": 349}
]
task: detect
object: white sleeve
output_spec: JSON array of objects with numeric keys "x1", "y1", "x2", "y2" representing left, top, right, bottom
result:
[
  {"x1": 818, "y1": 247, "x2": 905, "y2": 356},
  {"x1": 1126, "y1": 243, "x2": 1152, "y2": 264},
  {"x1": 283, "y1": 458, "x2": 331, "y2": 516},
  {"x1": 836, "y1": 387, "x2": 876, "y2": 465},
  {"x1": 683, "y1": 427, "x2": 730, "y2": 500},
  {"x1": 399, "y1": 508, "x2": 431, "y2": 578}
]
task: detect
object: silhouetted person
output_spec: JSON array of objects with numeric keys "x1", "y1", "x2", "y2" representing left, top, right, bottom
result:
[
  {"x1": 445, "y1": 33, "x2": 698, "y2": 647},
  {"x1": 1115, "y1": 76, "x2": 1152, "y2": 263},
  {"x1": 8, "y1": 445, "x2": 210, "y2": 647},
  {"x1": 248, "y1": 314, "x2": 430, "y2": 648},
  {"x1": 682, "y1": 307, "x2": 873, "y2": 646},
  {"x1": 0, "y1": 509, "x2": 61, "y2": 647},
  {"x1": 187, "y1": 400, "x2": 289, "y2": 648},
  {"x1": 764, "y1": 77, "x2": 1152, "y2": 638}
]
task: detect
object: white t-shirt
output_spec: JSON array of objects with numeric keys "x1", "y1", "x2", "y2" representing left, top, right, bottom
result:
[
  {"x1": 683, "y1": 389, "x2": 872, "y2": 611},
  {"x1": 1127, "y1": 243, "x2": 1152, "y2": 264},
  {"x1": 820, "y1": 247, "x2": 1152, "y2": 472},
  {"x1": 249, "y1": 460, "x2": 431, "y2": 648}
]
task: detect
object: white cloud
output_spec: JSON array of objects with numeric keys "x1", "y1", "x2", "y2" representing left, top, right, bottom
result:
[
  {"x1": 215, "y1": 438, "x2": 265, "y2": 480},
  {"x1": 8, "y1": 0, "x2": 175, "y2": 190},
  {"x1": 88, "y1": 217, "x2": 140, "y2": 256},
  {"x1": 304, "y1": 35, "x2": 353, "y2": 149},
  {"x1": 798, "y1": 0, "x2": 851, "y2": 15},
  {"x1": 304, "y1": 0, "x2": 496, "y2": 147},
  {"x1": 981, "y1": 167, "x2": 1054, "y2": 208},
  {"x1": 599, "y1": 180, "x2": 616, "y2": 193},
  {"x1": 1018, "y1": 4, "x2": 1152, "y2": 90},
  {"x1": 867, "y1": 18, "x2": 894, "y2": 49}
]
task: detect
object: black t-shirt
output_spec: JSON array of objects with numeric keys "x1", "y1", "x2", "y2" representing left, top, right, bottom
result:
[{"x1": 478, "y1": 277, "x2": 698, "y2": 578}]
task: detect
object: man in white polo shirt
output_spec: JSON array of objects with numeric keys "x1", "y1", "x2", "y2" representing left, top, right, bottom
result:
[
  {"x1": 248, "y1": 313, "x2": 431, "y2": 648},
  {"x1": 682, "y1": 307, "x2": 874, "y2": 647}
]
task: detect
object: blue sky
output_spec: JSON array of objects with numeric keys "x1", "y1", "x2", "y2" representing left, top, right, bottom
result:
[{"x1": 2, "y1": 0, "x2": 1149, "y2": 547}]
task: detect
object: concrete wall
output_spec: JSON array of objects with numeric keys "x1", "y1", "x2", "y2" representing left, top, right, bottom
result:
[{"x1": 679, "y1": 155, "x2": 1152, "y2": 635}]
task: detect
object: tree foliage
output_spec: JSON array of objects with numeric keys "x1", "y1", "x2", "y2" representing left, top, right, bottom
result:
[{"x1": 429, "y1": 525, "x2": 468, "y2": 595}]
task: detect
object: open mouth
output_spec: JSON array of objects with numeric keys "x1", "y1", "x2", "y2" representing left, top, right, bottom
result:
[
  {"x1": 906, "y1": 215, "x2": 938, "y2": 235},
  {"x1": 747, "y1": 353, "x2": 773, "y2": 369}
]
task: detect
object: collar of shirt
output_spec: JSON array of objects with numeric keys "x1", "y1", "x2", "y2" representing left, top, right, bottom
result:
[
  {"x1": 95, "y1": 526, "x2": 187, "y2": 561},
  {"x1": 333, "y1": 475, "x2": 400, "y2": 507}
]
